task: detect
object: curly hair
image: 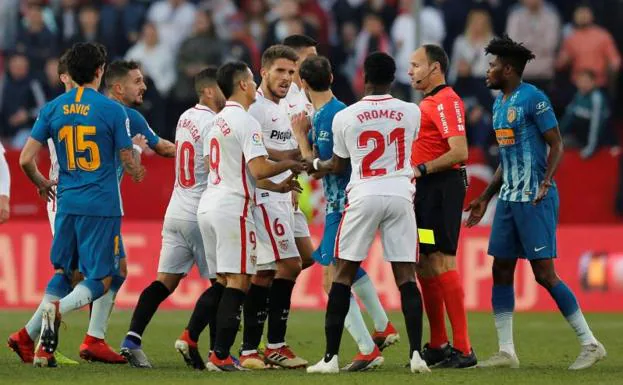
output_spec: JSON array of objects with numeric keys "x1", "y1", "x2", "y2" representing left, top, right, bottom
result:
[{"x1": 485, "y1": 34, "x2": 535, "y2": 77}]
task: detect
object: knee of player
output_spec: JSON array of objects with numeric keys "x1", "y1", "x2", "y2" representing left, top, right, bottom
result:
[
  {"x1": 157, "y1": 272, "x2": 183, "y2": 292},
  {"x1": 391, "y1": 262, "x2": 417, "y2": 287},
  {"x1": 277, "y1": 258, "x2": 302, "y2": 279},
  {"x1": 226, "y1": 274, "x2": 251, "y2": 292},
  {"x1": 533, "y1": 268, "x2": 559, "y2": 290},
  {"x1": 252, "y1": 270, "x2": 275, "y2": 287},
  {"x1": 492, "y1": 260, "x2": 516, "y2": 284}
]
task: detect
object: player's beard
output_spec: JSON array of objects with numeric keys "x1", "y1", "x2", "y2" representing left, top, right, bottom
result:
[{"x1": 268, "y1": 77, "x2": 289, "y2": 100}]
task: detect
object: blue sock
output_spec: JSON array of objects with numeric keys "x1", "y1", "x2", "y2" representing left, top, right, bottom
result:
[
  {"x1": 353, "y1": 267, "x2": 367, "y2": 283},
  {"x1": 492, "y1": 285, "x2": 515, "y2": 354},
  {"x1": 45, "y1": 273, "x2": 72, "y2": 297},
  {"x1": 548, "y1": 281, "x2": 596, "y2": 345},
  {"x1": 547, "y1": 281, "x2": 579, "y2": 317}
]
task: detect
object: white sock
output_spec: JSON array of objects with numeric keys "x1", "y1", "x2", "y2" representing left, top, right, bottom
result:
[
  {"x1": 352, "y1": 275, "x2": 388, "y2": 332},
  {"x1": 266, "y1": 342, "x2": 286, "y2": 349},
  {"x1": 25, "y1": 294, "x2": 60, "y2": 340},
  {"x1": 59, "y1": 283, "x2": 94, "y2": 314},
  {"x1": 344, "y1": 296, "x2": 375, "y2": 355},
  {"x1": 566, "y1": 310, "x2": 598, "y2": 346},
  {"x1": 494, "y1": 312, "x2": 515, "y2": 356},
  {"x1": 87, "y1": 289, "x2": 117, "y2": 339}
]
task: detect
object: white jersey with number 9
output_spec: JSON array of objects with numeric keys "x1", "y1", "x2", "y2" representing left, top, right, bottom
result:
[{"x1": 332, "y1": 95, "x2": 421, "y2": 202}]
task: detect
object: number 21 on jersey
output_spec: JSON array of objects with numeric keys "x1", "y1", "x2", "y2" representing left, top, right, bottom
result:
[{"x1": 359, "y1": 127, "x2": 405, "y2": 178}]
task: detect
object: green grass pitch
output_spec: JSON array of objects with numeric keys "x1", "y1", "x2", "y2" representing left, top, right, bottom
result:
[{"x1": 1, "y1": 310, "x2": 621, "y2": 385}]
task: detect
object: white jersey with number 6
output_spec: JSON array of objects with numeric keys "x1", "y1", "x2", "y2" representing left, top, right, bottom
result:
[
  {"x1": 332, "y1": 94, "x2": 421, "y2": 202},
  {"x1": 165, "y1": 104, "x2": 215, "y2": 222}
]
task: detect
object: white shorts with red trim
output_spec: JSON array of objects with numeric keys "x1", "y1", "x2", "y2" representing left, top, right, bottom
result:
[
  {"x1": 336, "y1": 195, "x2": 418, "y2": 263},
  {"x1": 198, "y1": 208, "x2": 257, "y2": 275},
  {"x1": 293, "y1": 208, "x2": 310, "y2": 238},
  {"x1": 253, "y1": 201, "x2": 300, "y2": 270},
  {"x1": 158, "y1": 217, "x2": 214, "y2": 279}
]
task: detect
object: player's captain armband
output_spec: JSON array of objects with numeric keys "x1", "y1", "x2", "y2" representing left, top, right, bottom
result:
[
  {"x1": 418, "y1": 228, "x2": 435, "y2": 245},
  {"x1": 495, "y1": 128, "x2": 515, "y2": 146}
]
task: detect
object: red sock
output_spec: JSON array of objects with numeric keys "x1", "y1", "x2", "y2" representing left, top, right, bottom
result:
[
  {"x1": 438, "y1": 270, "x2": 471, "y2": 354},
  {"x1": 418, "y1": 276, "x2": 448, "y2": 348}
]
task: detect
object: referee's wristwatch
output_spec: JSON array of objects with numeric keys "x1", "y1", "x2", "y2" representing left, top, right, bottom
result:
[{"x1": 416, "y1": 163, "x2": 428, "y2": 177}]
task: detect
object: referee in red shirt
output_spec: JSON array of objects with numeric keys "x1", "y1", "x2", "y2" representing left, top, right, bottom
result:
[{"x1": 408, "y1": 45, "x2": 476, "y2": 368}]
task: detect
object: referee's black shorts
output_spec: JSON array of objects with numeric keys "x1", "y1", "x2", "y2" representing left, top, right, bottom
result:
[{"x1": 415, "y1": 169, "x2": 466, "y2": 256}]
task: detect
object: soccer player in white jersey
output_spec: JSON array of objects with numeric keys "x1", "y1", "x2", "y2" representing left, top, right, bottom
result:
[
  {"x1": 198, "y1": 61, "x2": 305, "y2": 372},
  {"x1": 306, "y1": 52, "x2": 429, "y2": 374},
  {"x1": 236, "y1": 45, "x2": 309, "y2": 370},
  {"x1": 118, "y1": 67, "x2": 225, "y2": 368}
]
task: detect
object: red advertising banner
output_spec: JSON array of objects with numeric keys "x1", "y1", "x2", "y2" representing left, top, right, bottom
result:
[{"x1": 1, "y1": 221, "x2": 622, "y2": 312}]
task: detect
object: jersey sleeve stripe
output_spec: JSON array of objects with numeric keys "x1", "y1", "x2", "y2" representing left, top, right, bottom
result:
[
  {"x1": 259, "y1": 204, "x2": 281, "y2": 261},
  {"x1": 75, "y1": 86, "x2": 84, "y2": 103}
]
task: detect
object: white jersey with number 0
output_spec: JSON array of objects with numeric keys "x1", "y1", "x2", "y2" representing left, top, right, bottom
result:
[
  {"x1": 332, "y1": 94, "x2": 421, "y2": 202},
  {"x1": 165, "y1": 104, "x2": 215, "y2": 222},
  {"x1": 249, "y1": 91, "x2": 297, "y2": 203},
  {"x1": 198, "y1": 101, "x2": 268, "y2": 214}
]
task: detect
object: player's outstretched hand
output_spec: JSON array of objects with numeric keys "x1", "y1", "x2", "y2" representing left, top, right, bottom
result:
[
  {"x1": 132, "y1": 165, "x2": 147, "y2": 183},
  {"x1": 464, "y1": 197, "x2": 487, "y2": 227},
  {"x1": 132, "y1": 134, "x2": 148, "y2": 152},
  {"x1": 291, "y1": 112, "x2": 310, "y2": 138},
  {"x1": 286, "y1": 160, "x2": 307, "y2": 175},
  {"x1": 37, "y1": 179, "x2": 57, "y2": 202},
  {"x1": 279, "y1": 174, "x2": 303, "y2": 195},
  {"x1": 0, "y1": 195, "x2": 9, "y2": 224},
  {"x1": 532, "y1": 180, "x2": 551, "y2": 205}
]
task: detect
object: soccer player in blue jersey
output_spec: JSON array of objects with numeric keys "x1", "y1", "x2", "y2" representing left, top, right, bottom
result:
[
  {"x1": 291, "y1": 55, "x2": 397, "y2": 371},
  {"x1": 18, "y1": 42, "x2": 145, "y2": 368},
  {"x1": 465, "y1": 35, "x2": 606, "y2": 370},
  {"x1": 64, "y1": 60, "x2": 176, "y2": 363}
]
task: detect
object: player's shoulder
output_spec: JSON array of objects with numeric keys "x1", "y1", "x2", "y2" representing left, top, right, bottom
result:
[
  {"x1": 521, "y1": 82, "x2": 548, "y2": 100},
  {"x1": 124, "y1": 106, "x2": 146, "y2": 121}
]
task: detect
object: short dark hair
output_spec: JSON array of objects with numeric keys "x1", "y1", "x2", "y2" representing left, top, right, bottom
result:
[
  {"x1": 364, "y1": 52, "x2": 396, "y2": 86},
  {"x1": 283, "y1": 34, "x2": 318, "y2": 50},
  {"x1": 423, "y1": 44, "x2": 449, "y2": 75},
  {"x1": 104, "y1": 60, "x2": 140, "y2": 90},
  {"x1": 217, "y1": 61, "x2": 250, "y2": 99},
  {"x1": 58, "y1": 50, "x2": 70, "y2": 76},
  {"x1": 299, "y1": 55, "x2": 332, "y2": 91},
  {"x1": 261, "y1": 45, "x2": 299, "y2": 69},
  {"x1": 66, "y1": 42, "x2": 107, "y2": 85},
  {"x1": 485, "y1": 34, "x2": 535, "y2": 77},
  {"x1": 194, "y1": 66, "x2": 219, "y2": 96}
]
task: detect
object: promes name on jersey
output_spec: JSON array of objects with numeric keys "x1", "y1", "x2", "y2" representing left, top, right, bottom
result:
[
  {"x1": 357, "y1": 109, "x2": 404, "y2": 123},
  {"x1": 62, "y1": 103, "x2": 90, "y2": 116}
]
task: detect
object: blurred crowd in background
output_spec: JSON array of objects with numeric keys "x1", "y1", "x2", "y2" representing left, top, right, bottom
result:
[{"x1": 1, "y1": 0, "x2": 622, "y2": 159}]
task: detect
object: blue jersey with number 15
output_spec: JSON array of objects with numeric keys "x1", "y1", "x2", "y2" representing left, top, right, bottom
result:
[{"x1": 31, "y1": 86, "x2": 133, "y2": 217}]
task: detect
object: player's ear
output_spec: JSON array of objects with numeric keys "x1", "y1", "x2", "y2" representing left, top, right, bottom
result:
[
  {"x1": 260, "y1": 67, "x2": 267, "y2": 79},
  {"x1": 330, "y1": 73, "x2": 334, "y2": 85}
]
